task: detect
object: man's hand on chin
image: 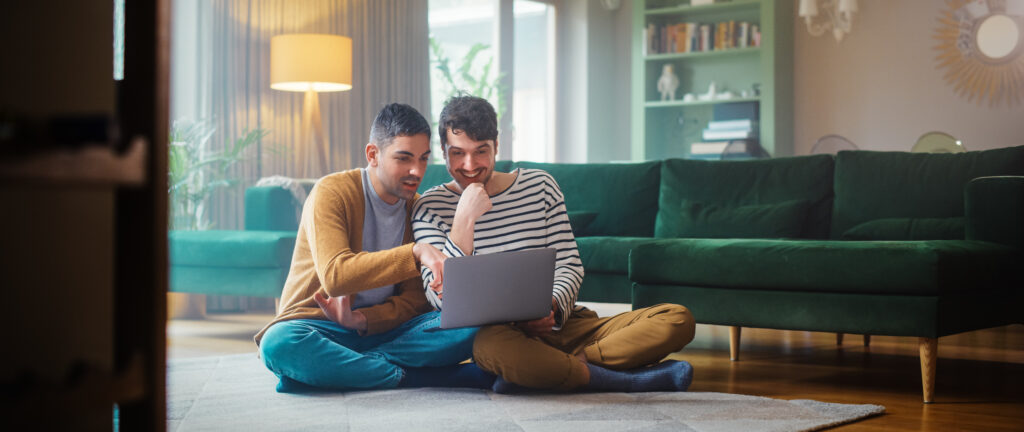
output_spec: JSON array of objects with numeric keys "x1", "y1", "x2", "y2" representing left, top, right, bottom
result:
[
  {"x1": 455, "y1": 182, "x2": 492, "y2": 222},
  {"x1": 451, "y1": 182, "x2": 492, "y2": 254},
  {"x1": 314, "y1": 291, "x2": 368, "y2": 332}
]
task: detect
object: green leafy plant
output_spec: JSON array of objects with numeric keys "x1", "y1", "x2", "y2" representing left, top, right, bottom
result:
[
  {"x1": 168, "y1": 119, "x2": 269, "y2": 230},
  {"x1": 429, "y1": 37, "x2": 507, "y2": 120}
]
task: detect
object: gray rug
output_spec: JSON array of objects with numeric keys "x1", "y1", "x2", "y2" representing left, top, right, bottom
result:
[{"x1": 168, "y1": 354, "x2": 884, "y2": 431}]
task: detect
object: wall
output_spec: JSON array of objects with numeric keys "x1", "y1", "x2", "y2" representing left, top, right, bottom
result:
[
  {"x1": 586, "y1": 0, "x2": 1024, "y2": 161},
  {"x1": 585, "y1": 0, "x2": 635, "y2": 163},
  {"x1": 794, "y1": 0, "x2": 1022, "y2": 153}
]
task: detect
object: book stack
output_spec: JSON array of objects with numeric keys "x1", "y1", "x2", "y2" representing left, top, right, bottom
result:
[
  {"x1": 690, "y1": 119, "x2": 758, "y2": 159},
  {"x1": 642, "y1": 21, "x2": 760, "y2": 55}
]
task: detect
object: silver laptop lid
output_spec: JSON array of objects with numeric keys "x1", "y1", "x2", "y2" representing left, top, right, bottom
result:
[{"x1": 439, "y1": 248, "x2": 556, "y2": 329}]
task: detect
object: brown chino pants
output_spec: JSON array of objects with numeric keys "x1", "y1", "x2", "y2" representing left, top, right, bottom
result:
[{"x1": 472, "y1": 303, "x2": 696, "y2": 391}]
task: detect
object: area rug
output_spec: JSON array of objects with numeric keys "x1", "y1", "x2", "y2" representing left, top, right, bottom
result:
[{"x1": 168, "y1": 354, "x2": 884, "y2": 431}]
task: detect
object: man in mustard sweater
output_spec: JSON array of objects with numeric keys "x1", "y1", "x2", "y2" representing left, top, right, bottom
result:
[{"x1": 255, "y1": 103, "x2": 495, "y2": 393}]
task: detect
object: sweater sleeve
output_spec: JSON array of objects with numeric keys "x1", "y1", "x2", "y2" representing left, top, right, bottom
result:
[
  {"x1": 356, "y1": 277, "x2": 433, "y2": 335},
  {"x1": 411, "y1": 192, "x2": 470, "y2": 310},
  {"x1": 306, "y1": 178, "x2": 420, "y2": 297},
  {"x1": 543, "y1": 176, "x2": 584, "y2": 330}
]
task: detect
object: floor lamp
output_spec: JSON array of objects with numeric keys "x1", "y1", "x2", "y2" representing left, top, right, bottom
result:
[{"x1": 270, "y1": 34, "x2": 353, "y2": 177}]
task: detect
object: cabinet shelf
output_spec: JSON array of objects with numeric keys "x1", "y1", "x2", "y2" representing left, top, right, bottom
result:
[
  {"x1": 645, "y1": 96, "x2": 759, "y2": 108},
  {"x1": 630, "y1": 0, "x2": 793, "y2": 161},
  {"x1": 645, "y1": 46, "x2": 759, "y2": 61},
  {"x1": 645, "y1": 0, "x2": 761, "y2": 16}
]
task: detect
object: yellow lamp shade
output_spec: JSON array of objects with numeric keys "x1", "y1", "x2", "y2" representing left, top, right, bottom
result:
[{"x1": 270, "y1": 34, "x2": 353, "y2": 92}]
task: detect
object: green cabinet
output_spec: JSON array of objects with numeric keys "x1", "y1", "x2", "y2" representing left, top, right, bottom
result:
[{"x1": 630, "y1": 0, "x2": 793, "y2": 160}]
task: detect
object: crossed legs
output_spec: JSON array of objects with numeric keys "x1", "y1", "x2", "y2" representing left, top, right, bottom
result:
[
  {"x1": 472, "y1": 303, "x2": 696, "y2": 391},
  {"x1": 259, "y1": 310, "x2": 477, "y2": 391}
]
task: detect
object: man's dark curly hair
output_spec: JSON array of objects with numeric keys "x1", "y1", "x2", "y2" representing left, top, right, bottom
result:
[{"x1": 437, "y1": 94, "x2": 498, "y2": 150}]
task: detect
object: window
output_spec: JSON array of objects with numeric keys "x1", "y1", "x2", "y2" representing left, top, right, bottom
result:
[
  {"x1": 428, "y1": 0, "x2": 555, "y2": 162},
  {"x1": 512, "y1": 0, "x2": 554, "y2": 162}
]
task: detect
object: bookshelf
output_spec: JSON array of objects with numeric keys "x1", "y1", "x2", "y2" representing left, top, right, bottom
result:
[{"x1": 630, "y1": 0, "x2": 793, "y2": 160}]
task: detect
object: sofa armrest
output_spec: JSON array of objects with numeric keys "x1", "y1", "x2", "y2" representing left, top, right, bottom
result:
[
  {"x1": 245, "y1": 186, "x2": 300, "y2": 231},
  {"x1": 965, "y1": 176, "x2": 1024, "y2": 247}
]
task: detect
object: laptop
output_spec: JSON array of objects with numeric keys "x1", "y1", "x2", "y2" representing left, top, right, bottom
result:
[{"x1": 434, "y1": 248, "x2": 556, "y2": 330}]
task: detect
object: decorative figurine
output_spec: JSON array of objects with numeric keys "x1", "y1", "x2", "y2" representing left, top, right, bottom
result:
[
  {"x1": 657, "y1": 64, "x2": 679, "y2": 101},
  {"x1": 698, "y1": 81, "x2": 717, "y2": 101}
]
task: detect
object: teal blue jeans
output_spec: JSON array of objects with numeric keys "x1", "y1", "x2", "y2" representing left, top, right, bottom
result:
[{"x1": 259, "y1": 311, "x2": 476, "y2": 391}]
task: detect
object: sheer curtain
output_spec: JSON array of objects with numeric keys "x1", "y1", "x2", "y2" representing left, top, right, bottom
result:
[{"x1": 173, "y1": 0, "x2": 430, "y2": 231}]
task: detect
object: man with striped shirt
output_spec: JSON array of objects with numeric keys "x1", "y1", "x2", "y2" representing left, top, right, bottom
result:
[{"x1": 413, "y1": 95, "x2": 697, "y2": 393}]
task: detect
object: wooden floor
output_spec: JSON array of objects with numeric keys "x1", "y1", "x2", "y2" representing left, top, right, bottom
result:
[{"x1": 168, "y1": 306, "x2": 1024, "y2": 431}]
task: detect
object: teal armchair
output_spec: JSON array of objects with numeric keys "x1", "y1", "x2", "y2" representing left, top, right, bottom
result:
[{"x1": 168, "y1": 183, "x2": 311, "y2": 299}]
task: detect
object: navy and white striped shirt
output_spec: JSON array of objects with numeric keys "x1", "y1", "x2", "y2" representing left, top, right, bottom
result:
[{"x1": 411, "y1": 168, "x2": 585, "y2": 329}]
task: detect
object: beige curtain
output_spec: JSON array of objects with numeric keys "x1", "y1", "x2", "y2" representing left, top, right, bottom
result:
[{"x1": 196, "y1": 0, "x2": 430, "y2": 231}]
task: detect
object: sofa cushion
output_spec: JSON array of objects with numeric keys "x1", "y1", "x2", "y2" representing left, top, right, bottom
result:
[
  {"x1": 579, "y1": 273, "x2": 632, "y2": 303},
  {"x1": 629, "y1": 238, "x2": 1021, "y2": 296},
  {"x1": 966, "y1": 176, "x2": 1024, "y2": 248},
  {"x1": 170, "y1": 266, "x2": 289, "y2": 297},
  {"x1": 515, "y1": 161, "x2": 662, "y2": 237},
  {"x1": 567, "y1": 211, "x2": 598, "y2": 237},
  {"x1": 841, "y1": 217, "x2": 965, "y2": 241},
  {"x1": 632, "y1": 284, "x2": 1023, "y2": 338},
  {"x1": 657, "y1": 155, "x2": 835, "y2": 240},
  {"x1": 245, "y1": 187, "x2": 302, "y2": 231},
  {"x1": 659, "y1": 199, "x2": 809, "y2": 239},
  {"x1": 170, "y1": 230, "x2": 297, "y2": 268},
  {"x1": 831, "y1": 146, "x2": 1024, "y2": 238},
  {"x1": 576, "y1": 236, "x2": 657, "y2": 274}
]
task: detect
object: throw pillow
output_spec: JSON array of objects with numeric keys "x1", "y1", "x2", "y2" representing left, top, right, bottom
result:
[
  {"x1": 656, "y1": 199, "x2": 810, "y2": 239},
  {"x1": 841, "y1": 217, "x2": 966, "y2": 240},
  {"x1": 567, "y1": 211, "x2": 598, "y2": 237}
]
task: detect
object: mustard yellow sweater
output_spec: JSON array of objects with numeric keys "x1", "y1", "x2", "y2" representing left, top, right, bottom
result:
[{"x1": 255, "y1": 169, "x2": 432, "y2": 344}]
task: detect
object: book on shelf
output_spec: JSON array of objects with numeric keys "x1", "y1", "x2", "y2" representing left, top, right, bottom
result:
[
  {"x1": 702, "y1": 128, "x2": 756, "y2": 141},
  {"x1": 644, "y1": 20, "x2": 757, "y2": 55},
  {"x1": 713, "y1": 101, "x2": 759, "y2": 121},
  {"x1": 641, "y1": 27, "x2": 648, "y2": 56},
  {"x1": 707, "y1": 119, "x2": 758, "y2": 130},
  {"x1": 690, "y1": 141, "x2": 730, "y2": 155},
  {"x1": 689, "y1": 140, "x2": 760, "y2": 160},
  {"x1": 687, "y1": 153, "x2": 723, "y2": 160}
]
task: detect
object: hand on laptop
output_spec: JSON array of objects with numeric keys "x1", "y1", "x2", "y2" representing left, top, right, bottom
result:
[
  {"x1": 516, "y1": 298, "x2": 557, "y2": 337},
  {"x1": 414, "y1": 242, "x2": 447, "y2": 291},
  {"x1": 313, "y1": 291, "x2": 367, "y2": 332}
]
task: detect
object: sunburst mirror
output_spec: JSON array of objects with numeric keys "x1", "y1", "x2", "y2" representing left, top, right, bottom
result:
[{"x1": 934, "y1": 0, "x2": 1024, "y2": 107}]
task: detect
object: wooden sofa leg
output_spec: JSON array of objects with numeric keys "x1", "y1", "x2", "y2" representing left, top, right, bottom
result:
[
  {"x1": 836, "y1": 333, "x2": 844, "y2": 345},
  {"x1": 729, "y1": 326, "x2": 741, "y2": 361},
  {"x1": 919, "y1": 337, "x2": 937, "y2": 404},
  {"x1": 863, "y1": 334, "x2": 871, "y2": 347}
]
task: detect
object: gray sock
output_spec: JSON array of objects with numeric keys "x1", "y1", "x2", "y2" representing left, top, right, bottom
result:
[{"x1": 583, "y1": 360, "x2": 693, "y2": 392}]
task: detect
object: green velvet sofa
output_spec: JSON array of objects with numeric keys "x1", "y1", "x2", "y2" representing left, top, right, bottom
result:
[{"x1": 628, "y1": 149, "x2": 1024, "y2": 403}]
